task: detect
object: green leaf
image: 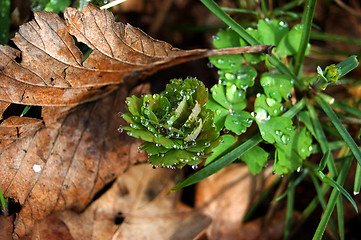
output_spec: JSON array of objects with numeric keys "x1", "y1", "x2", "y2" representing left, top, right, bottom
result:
[
  {"x1": 218, "y1": 66, "x2": 257, "y2": 89},
  {"x1": 256, "y1": 116, "x2": 294, "y2": 145},
  {"x1": 240, "y1": 146, "x2": 268, "y2": 174},
  {"x1": 206, "y1": 96, "x2": 228, "y2": 130},
  {"x1": 0, "y1": 0, "x2": 10, "y2": 44},
  {"x1": 257, "y1": 19, "x2": 289, "y2": 46},
  {"x1": 260, "y1": 73, "x2": 293, "y2": 102},
  {"x1": 209, "y1": 28, "x2": 244, "y2": 70},
  {"x1": 225, "y1": 111, "x2": 253, "y2": 135},
  {"x1": 45, "y1": 0, "x2": 70, "y2": 13},
  {"x1": 277, "y1": 24, "x2": 309, "y2": 57},
  {"x1": 213, "y1": 28, "x2": 241, "y2": 48},
  {"x1": 255, "y1": 94, "x2": 283, "y2": 117},
  {"x1": 298, "y1": 111, "x2": 316, "y2": 137},
  {"x1": 273, "y1": 127, "x2": 312, "y2": 174},
  {"x1": 205, "y1": 134, "x2": 236, "y2": 165},
  {"x1": 211, "y1": 84, "x2": 247, "y2": 111}
]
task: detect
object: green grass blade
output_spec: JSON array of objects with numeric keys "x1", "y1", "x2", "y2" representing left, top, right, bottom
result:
[
  {"x1": 313, "y1": 156, "x2": 352, "y2": 240},
  {"x1": 275, "y1": 169, "x2": 309, "y2": 202},
  {"x1": 170, "y1": 133, "x2": 263, "y2": 192},
  {"x1": 332, "y1": 100, "x2": 361, "y2": 119},
  {"x1": 318, "y1": 171, "x2": 358, "y2": 212},
  {"x1": 293, "y1": 0, "x2": 316, "y2": 76},
  {"x1": 336, "y1": 196, "x2": 344, "y2": 240},
  {"x1": 354, "y1": 163, "x2": 361, "y2": 195},
  {"x1": 221, "y1": 7, "x2": 259, "y2": 16},
  {"x1": 315, "y1": 95, "x2": 361, "y2": 167},
  {"x1": 336, "y1": 55, "x2": 359, "y2": 78},
  {"x1": 20, "y1": 105, "x2": 32, "y2": 117},
  {"x1": 307, "y1": 100, "x2": 338, "y2": 176},
  {"x1": 317, "y1": 150, "x2": 331, "y2": 172},
  {"x1": 284, "y1": 179, "x2": 295, "y2": 240},
  {"x1": 0, "y1": 0, "x2": 10, "y2": 44},
  {"x1": 311, "y1": 32, "x2": 361, "y2": 45},
  {"x1": 282, "y1": 97, "x2": 307, "y2": 118},
  {"x1": 0, "y1": 187, "x2": 7, "y2": 216}
]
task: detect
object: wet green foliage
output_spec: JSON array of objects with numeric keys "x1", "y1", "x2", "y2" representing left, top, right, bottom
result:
[{"x1": 121, "y1": 78, "x2": 221, "y2": 169}]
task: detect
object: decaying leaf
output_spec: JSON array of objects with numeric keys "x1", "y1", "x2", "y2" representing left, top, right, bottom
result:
[
  {"x1": 56, "y1": 164, "x2": 211, "y2": 240},
  {"x1": 0, "y1": 4, "x2": 272, "y2": 238}
]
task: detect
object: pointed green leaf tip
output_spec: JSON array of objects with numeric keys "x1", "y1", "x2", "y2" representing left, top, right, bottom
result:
[{"x1": 121, "y1": 78, "x2": 221, "y2": 169}]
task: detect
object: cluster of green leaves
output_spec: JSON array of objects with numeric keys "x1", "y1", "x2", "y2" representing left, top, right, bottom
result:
[
  {"x1": 166, "y1": 0, "x2": 361, "y2": 239},
  {"x1": 206, "y1": 22, "x2": 312, "y2": 175},
  {"x1": 122, "y1": 78, "x2": 221, "y2": 169}
]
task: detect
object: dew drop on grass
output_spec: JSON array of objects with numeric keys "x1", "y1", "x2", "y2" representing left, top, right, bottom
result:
[{"x1": 191, "y1": 165, "x2": 198, "y2": 170}]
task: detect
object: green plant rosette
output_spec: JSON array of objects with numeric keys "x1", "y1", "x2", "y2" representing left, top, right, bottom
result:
[{"x1": 121, "y1": 78, "x2": 221, "y2": 168}]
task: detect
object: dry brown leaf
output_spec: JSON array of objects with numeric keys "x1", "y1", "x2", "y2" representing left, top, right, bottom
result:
[
  {"x1": 55, "y1": 164, "x2": 211, "y2": 240},
  {"x1": 195, "y1": 164, "x2": 275, "y2": 240}
]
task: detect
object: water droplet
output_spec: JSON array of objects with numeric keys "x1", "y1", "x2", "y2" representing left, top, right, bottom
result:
[
  {"x1": 191, "y1": 165, "x2": 198, "y2": 170},
  {"x1": 297, "y1": 167, "x2": 303, "y2": 173},
  {"x1": 225, "y1": 73, "x2": 236, "y2": 80},
  {"x1": 137, "y1": 147, "x2": 142, "y2": 153},
  {"x1": 217, "y1": 58, "x2": 225, "y2": 65},
  {"x1": 309, "y1": 146, "x2": 313, "y2": 151},
  {"x1": 117, "y1": 127, "x2": 123, "y2": 133},
  {"x1": 287, "y1": 93, "x2": 292, "y2": 99},
  {"x1": 155, "y1": 143, "x2": 161, "y2": 147},
  {"x1": 266, "y1": 98, "x2": 276, "y2": 107},
  {"x1": 281, "y1": 135, "x2": 290, "y2": 144},
  {"x1": 260, "y1": 131, "x2": 265, "y2": 136},
  {"x1": 207, "y1": 62, "x2": 214, "y2": 68},
  {"x1": 223, "y1": 129, "x2": 230, "y2": 133},
  {"x1": 279, "y1": 175, "x2": 284, "y2": 178},
  {"x1": 275, "y1": 130, "x2": 282, "y2": 136},
  {"x1": 256, "y1": 93, "x2": 261, "y2": 98},
  {"x1": 212, "y1": 35, "x2": 220, "y2": 41},
  {"x1": 246, "y1": 118, "x2": 253, "y2": 124}
]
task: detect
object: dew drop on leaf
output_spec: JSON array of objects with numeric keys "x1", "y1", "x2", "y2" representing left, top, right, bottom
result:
[
  {"x1": 217, "y1": 58, "x2": 225, "y2": 65},
  {"x1": 192, "y1": 165, "x2": 198, "y2": 170},
  {"x1": 225, "y1": 73, "x2": 236, "y2": 80},
  {"x1": 281, "y1": 134, "x2": 290, "y2": 144}
]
